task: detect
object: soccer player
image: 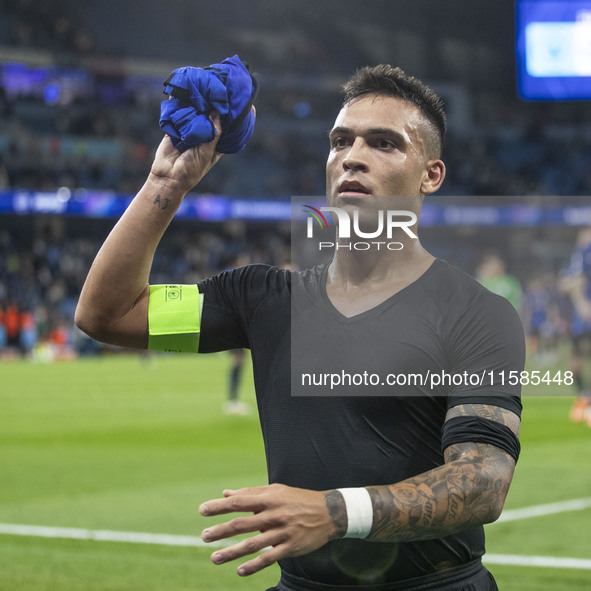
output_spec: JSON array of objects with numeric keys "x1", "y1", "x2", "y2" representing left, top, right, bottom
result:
[
  {"x1": 521, "y1": 273, "x2": 560, "y2": 365},
  {"x1": 560, "y1": 227, "x2": 591, "y2": 425},
  {"x1": 224, "y1": 348, "x2": 248, "y2": 415},
  {"x1": 76, "y1": 65, "x2": 524, "y2": 590},
  {"x1": 223, "y1": 255, "x2": 251, "y2": 415},
  {"x1": 476, "y1": 253, "x2": 522, "y2": 314}
]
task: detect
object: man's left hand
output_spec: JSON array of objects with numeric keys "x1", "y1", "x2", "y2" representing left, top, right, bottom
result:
[{"x1": 199, "y1": 483, "x2": 337, "y2": 576}]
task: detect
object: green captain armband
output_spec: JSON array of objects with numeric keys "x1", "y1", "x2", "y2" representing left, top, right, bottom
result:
[{"x1": 148, "y1": 284, "x2": 203, "y2": 353}]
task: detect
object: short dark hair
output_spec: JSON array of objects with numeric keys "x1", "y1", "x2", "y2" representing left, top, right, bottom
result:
[{"x1": 342, "y1": 65, "x2": 446, "y2": 157}]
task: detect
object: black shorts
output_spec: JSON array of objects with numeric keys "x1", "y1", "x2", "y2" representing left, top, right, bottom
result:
[{"x1": 266, "y1": 559, "x2": 498, "y2": 591}]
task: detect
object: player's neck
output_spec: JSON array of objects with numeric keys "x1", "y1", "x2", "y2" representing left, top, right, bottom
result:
[
  {"x1": 328, "y1": 239, "x2": 435, "y2": 289},
  {"x1": 325, "y1": 242, "x2": 435, "y2": 318}
]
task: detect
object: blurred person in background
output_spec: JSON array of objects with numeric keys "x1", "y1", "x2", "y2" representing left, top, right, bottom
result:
[
  {"x1": 521, "y1": 273, "x2": 560, "y2": 365},
  {"x1": 560, "y1": 227, "x2": 591, "y2": 426},
  {"x1": 19, "y1": 307, "x2": 38, "y2": 357},
  {"x1": 0, "y1": 300, "x2": 7, "y2": 352},
  {"x1": 225, "y1": 348, "x2": 248, "y2": 415},
  {"x1": 4, "y1": 299, "x2": 21, "y2": 354},
  {"x1": 223, "y1": 252, "x2": 251, "y2": 416},
  {"x1": 476, "y1": 252, "x2": 522, "y2": 314}
]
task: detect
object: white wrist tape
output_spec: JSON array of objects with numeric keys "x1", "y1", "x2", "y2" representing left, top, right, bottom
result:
[{"x1": 337, "y1": 487, "x2": 373, "y2": 539}]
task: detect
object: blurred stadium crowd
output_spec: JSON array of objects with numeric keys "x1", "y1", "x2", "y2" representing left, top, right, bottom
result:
[{"x1": 1, "y1": 0, "x2": 591, "y2": 363}]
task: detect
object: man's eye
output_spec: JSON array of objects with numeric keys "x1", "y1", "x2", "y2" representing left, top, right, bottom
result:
[
  {"x1": 378, "y1": 139, "x2": 394, "y2": 149},
  {"x1": 332, "y1": 137, "x2": 349, "y2": 148}
]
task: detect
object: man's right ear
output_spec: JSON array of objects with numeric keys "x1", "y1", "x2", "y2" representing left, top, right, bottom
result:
[{"x1": 420, "y1": 159, "x2": 446, "y2": 196}]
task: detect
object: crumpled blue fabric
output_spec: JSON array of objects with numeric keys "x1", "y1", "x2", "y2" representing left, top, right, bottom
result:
[{"x1": 159, "y1": 55, "x2": 258, "y2": 154}]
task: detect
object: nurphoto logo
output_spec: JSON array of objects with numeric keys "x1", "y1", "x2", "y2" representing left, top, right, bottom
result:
[{"x1": 302, "y1": 205, "x2": 417, "y2": 251}]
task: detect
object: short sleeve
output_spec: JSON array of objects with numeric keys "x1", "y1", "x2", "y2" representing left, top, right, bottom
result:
[
  {"x1": 197, "y1": 264, "x2": 289, "y2": 353},
  {"x1": 446, "y1": 289, "x2": 525, "y2": 416}
]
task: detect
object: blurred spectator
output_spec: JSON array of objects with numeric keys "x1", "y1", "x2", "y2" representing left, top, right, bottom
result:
[
  {"x1": 0, "y1": 217, "x2": 293, "y2": 359},
  {"x1": 476, "y1": 252, "x2": 523, "y2": 313},
  {"x1": 223, "y1": 252, "x2": 252, "y2": 416},
  {"x1": 0, "y1": 302, "x2": 6, "y2": 349},
  {"x1": 1, "y1": 0, "x2": 591, "y2": 369},
  {"x1": 19, "y1": 307, "x2": 37, "y2": 356},
  {"x1": 522, "y1": 273, "x2": 560, "y2": 364},
  {"x1": 4, "y1": 300, "x2": 21, "y2": 351},
  {"x1": 559, "y1": 228, "x2": 591, "y2": 426},
  {"x1": 0, "y1": 0, "x2": 590, "y2": 198}
]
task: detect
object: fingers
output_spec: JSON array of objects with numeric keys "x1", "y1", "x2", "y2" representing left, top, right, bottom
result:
[
  {"x1": 209, "y1": 530, "x2": 277, "y2": 565},
  {"x1": 200, "y1": 490, "x2": 285, "y2": 576},
  {"x1": 202, "y1": 512, "x2": 265, "y2": 542},
  {"x1": 208, "y1": 532, "x2": 286, "y2": 577},
  {"x1": 209, "y1": 111, "x2": 222, "y2": 143},
  {"x1": 200, "y1": 484, "x2": 330, "y2": 577},
  {"x1": 200, "y1": 486, "x2": 269, "y2": 516},
  {"x1": 200, "y1": 497, "x2": 264, "y2": 516},
  {"x1": 236, "y1": 545, "x2": 285, "y2": 576}
]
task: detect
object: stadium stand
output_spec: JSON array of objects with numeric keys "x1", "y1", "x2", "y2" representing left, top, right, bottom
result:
[{"x1": 1, "y1": 0, "x2": 591, "y2": 358}]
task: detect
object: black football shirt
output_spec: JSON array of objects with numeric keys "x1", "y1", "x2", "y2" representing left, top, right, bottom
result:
[{"x1": 197, "y1": 259, "x2": 524, "y2": 586}]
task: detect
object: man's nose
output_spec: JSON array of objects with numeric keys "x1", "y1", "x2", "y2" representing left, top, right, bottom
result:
[{"x1": 342, "y1": 139, "x2": 368, "y2": 172}]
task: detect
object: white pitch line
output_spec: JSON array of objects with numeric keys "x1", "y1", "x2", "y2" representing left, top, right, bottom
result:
[
  {"x1": 494, "y1": 497, "x2": 591, "y2": 524},
  {"x1": 1, "y1": 496, "x2": 590, "y2": 568},
  {"x1": 1, "y1": 524, "x2": 591, "y2": 571},
  {"x1": 485, "y1": 554, "x2": 591, "y2": 570},
  {"x1": 0, "y1": 523, "x2": 230, "y2": 549}
]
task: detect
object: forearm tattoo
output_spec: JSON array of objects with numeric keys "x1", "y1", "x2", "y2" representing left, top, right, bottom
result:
[
  {"x1": 367, "y1": 443, "x2": 514, "y2": 542},
  {"x1": 365, "y1": 404, "x2": 519, "y2": 543},
  {"x1": 153, "y1": 194, "x2": 170, "y2": 210},
  {"x1": 324, "y1": 490, "x2": 348, "y2": 540}
]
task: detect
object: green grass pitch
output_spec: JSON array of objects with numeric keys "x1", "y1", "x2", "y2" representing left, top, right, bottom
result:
[{"x1": 1, "y1": 353, "x2": 590, "y2": 590}]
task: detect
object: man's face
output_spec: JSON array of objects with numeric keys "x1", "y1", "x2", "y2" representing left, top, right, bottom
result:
[{"x1": 326, "y1": 94, "x2": 442, "y2": 215}]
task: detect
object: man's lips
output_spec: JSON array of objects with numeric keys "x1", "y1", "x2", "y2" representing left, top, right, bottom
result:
[{"x1": 338, "y1": 181, "x2": 370, "y2": 196}]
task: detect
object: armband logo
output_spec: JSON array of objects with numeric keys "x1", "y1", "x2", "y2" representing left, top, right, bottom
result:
[{"x1": 148, "y1": 284, "x2": 202, "y2": 354}]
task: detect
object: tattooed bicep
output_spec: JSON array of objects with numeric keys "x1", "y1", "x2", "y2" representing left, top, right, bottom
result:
[
  {"x1": 443, "y1": 440, "x2": 516, "y2": 472},
  {"x1": 445, "y1": 404, "x2": 520, "y2": 436}
]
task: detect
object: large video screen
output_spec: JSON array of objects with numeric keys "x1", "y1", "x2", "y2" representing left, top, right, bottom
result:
[{"x1": 516, "y1": 0, "x2": 591, "y2": 100}]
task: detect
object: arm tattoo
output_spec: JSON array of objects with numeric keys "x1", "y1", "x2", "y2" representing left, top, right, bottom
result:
[
  {"x1": 367, "y1": 441, "x2": 516, "y2": 543},
  {"x1": 324, "y1": 490, "x2": 347, "y2": 540},
  {"x1": 354, "y1": 405, "x2": 519, "y2": 543},
  {"x1": 153, "y1": 194, "x2": 170, "y2": 210},
  {"x1": 446, "y1": 403, "x2": 521, "y2": 436}
]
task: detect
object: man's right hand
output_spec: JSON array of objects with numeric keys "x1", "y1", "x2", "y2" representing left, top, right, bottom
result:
[
  {"x1": 149, "y1": 111, "x2": 224, "y2": 195},
  {"x1": 76, "y1": 111, "x2": 226, "y2": 348}
]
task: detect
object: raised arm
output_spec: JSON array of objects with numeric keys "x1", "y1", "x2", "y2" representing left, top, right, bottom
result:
[
  {"x1": 199, "y1": 403, "x2": 520, "y2": 576},
  {"x1": 75, "y1": 119, "x2": 222, "y2": 349}
]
